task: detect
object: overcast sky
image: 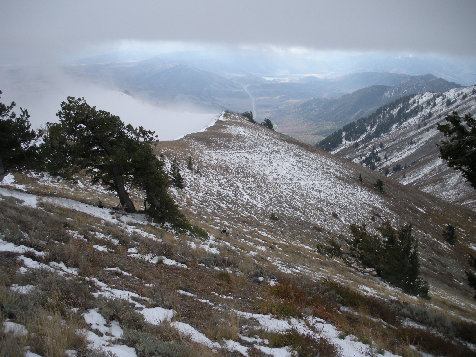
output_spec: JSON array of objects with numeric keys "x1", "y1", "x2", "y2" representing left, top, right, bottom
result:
[{"x1": 2, "y1": 0, "x2": 476, "y2": 65}]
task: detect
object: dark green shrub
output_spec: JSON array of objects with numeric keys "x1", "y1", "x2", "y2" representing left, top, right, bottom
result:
[
  {"x1": 374, "y1": 179, "x2": 384, "y2": 193},
  {"x1": 260, "y1": 300, "x2": 301, "y2": 318},
  {"x1": 241, "y1": 111, "x2": 255, "y2": 123},
  {"x1": 349, "y1": 222, "x2": 428, "y2": 297},
  {"x1": 442, "y1": 224, "x2": 457, "y2": 245}
]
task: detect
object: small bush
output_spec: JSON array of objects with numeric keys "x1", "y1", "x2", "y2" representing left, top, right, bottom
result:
[
  {"x1": 27, "y1": 309, "x2": 86, "y2": 357},
  {"x1": 269, "y1": 281, "x2": 306, "y2": 305},
  {"x1": 205, "y1": 311, "x2": 240, "y2": 341},
  {"x1": 374, "y1": 179, "x2": 384, "y2": 193},
  {"x1": 216, "y1": 271, "x2": 232, "y2": 284},
  {"x1": 148, "y1": 284, "x2": 174, "y2": 309},
  {"x1": 199, "y1": 253, "x2": 238, "y2": 269},
  {"x1": 122, "y1": 328, "x2": 194, "y2": 357},
  {"x1": 260, "y1": 300, "x2": 301, "y2": 318},
  {"x1": 390, "y1": 301, "x2": 476, "y2": 345},
  {"x1": 321, "y1": 281, "x2": 398, "y2": 326},
  {"x1": 0, "y1": 284, "x2": 41, "y2": 322},
  {"x1": 317, "y1": 240, "x2": 343, "y2": 257},
  {"x1": 0, "y1": 330, "x2": 28, "y2": 357},
  {"x1": 77, "y1": 349, "x2": 116, "y2": 357},
  {"x1": 34, "y1": 271, "x2": 93, "y2": 313},
  {"x1": 268, "y1": 329, "x2": 339, "y2": 356},
  {"x1": 398, "y1": 327, "x2": 472, "y2": 356},
  {"x1": 97, "y1": 298, "x2": 145, "y2": 330}
]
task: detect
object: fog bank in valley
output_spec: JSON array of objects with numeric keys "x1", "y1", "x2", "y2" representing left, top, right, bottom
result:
[{"x1": 0, "y1": 67, "x2": 217, "y2": 141}]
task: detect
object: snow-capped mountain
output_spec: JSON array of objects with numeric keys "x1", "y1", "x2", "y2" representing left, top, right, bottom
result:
[{"x1": 319, "y1": 86, "x2": 476, "y2": 210}]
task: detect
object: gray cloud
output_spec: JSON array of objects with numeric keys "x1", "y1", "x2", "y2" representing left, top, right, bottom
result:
[{"x1": 2, "y1": 0, "x2": 476, "y2": 65}]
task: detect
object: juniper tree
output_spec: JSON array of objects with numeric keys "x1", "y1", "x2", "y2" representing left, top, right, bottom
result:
[
  {"x1": 467, "y1": 254, "x2": 476, "y2": 299},
  {"x1": 375, "y1": 179, "x2": 385, "y2": 193},
  {"x1": 41, "y1": 97, "x2": 138, "y2": 212},
  {"x1": 442, "y1": 224, "x2": 457, "y2": 245},
  {"x1": 437, "y1": 112, "x2": 476, "y2": 189},
  {"x1": 0, "y1": 90, "x2": 37, "y2": 179},
  {"x1": 241, "y1": 111, "x2": 255, "y2": 123},
  {"x1": 349, "y1": 222, "x2": 428, "y2": 297},
  {"x1": 170, "y1": 157, "x2": 184, "y2": 189},
  {"x1": 261, "y1": 118, "x2": 274, "y2": 130},
  {"x1": 41, "y1": 96, "x2": 183, "y2": 223}
]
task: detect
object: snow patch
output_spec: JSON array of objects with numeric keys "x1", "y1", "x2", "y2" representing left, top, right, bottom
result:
[
  {"x1": 171, "y1": 321, "x2": 221, "y2": 350},
  {"x1": 0, "y1": 187, "x2": 37, "y2": 207},
  {"x1": 82, "y1": 309, "x2": 136, "y2": 356},
  {"x1": 139, "y1": 307, "x2": 175, "y2": 325},
  {"x1": 10, "y1": 284, "x2": 35, "y2": 294},
  {"x1": 3, "y1": 321, "x2": 28, "y2": 336}
]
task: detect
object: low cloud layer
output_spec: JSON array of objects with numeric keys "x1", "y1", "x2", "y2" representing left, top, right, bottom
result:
[
  {"x1": 2, "y1": 0, "x2": 476, "y2": 66},
  {"x1": 0, "y1": 68, "x2": 216, "y2": 140}
]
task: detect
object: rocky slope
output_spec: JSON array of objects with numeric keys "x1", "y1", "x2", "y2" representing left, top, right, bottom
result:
[{"x1": 319, "y1": 85, "x2": 476, "y2": 210}]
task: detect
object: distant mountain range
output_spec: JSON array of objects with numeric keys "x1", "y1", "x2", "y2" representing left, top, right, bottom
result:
[
  {"x1": 318, "y1": 85, "x2": 476, "y2": 210},
  {"x1": 271, "y1": 74, "x2": 461, "y2": 144},
  {"x1": 68, "y1": 62, "x2": 250, "y2": 110},
  {"x1": 68, "y1": 59, "x2": 459, "y2": 120}
]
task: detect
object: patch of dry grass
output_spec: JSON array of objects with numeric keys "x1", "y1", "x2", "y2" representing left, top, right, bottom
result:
[{"x1": 27, "y1": 309, "x2": 86, "y2": 357}]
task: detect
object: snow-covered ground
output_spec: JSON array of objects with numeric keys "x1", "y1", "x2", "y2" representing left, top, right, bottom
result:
[
  {"x1": 333, "y1": 85, "x2": 476, "y2": 210},
  {"x1": 1, "y1": 113, "x2": 475, "y2": 356},
  {"x1": 173, "y1": 112, "x2": 391, "y2": 242}
]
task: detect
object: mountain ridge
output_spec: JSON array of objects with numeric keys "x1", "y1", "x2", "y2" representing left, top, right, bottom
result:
[
  {"x1": 272, "y1": 74, "x2": 461, "y2": 144},
  {"x1": 319, "y1": 85, "x2": 476, "y2": 210}
]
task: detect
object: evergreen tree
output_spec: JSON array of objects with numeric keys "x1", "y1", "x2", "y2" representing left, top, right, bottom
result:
[
  {"x1": 41, "y1": 97, "x2": 138, "y2": 212},
  {"x1": 261, "y1": 118, "x2": 274, "y2": 130},
  {"x1": 437, "y1": 112, "x2": 476, "y2": 189},
  {"x1": 0, "y1": 91, "x2": 37, "y2": 179},
  {"x1": 467, "y1": 254, "x2": 476, "y2": 299},
  {"x1": 187, "y1": 156, "x2": 193, "y2": 171},
  {"x1": 349, "y1": 222, "x2": 428, "y2": 297},
  {"x1": 349, "y1": 224, "x2": 382, "y2": 270},
  {"x1": 130, "y1": 145, "x2": 184, "y2": 223},
  {"x1": 41, "y1": 97, "x2": 183, "y2": 223},
  {"x1": 241, "y1": 111, "x2": 255, "y2": 123},
  {"x1": 442, "y1": 224, "x2": 457, "y2": 245},
  {"x1": 375, "y1": 179, "x2": 385, "y2": 193},
  {"x1": 171, "y1": 157, "x2": 184, "y2": 189}
]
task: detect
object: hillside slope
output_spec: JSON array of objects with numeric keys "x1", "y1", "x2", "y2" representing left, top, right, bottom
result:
[
  {"x1": 159, "y1": 112, "x2": 476, "y2": 295},
  {"x1": 0, "y1": 112, "x2": 475, "y2": 356},
  {"x1": 272, "y1": 74, "x2": 460, "y2": 144},
  {"x1": 319, "y1": 86, "x2": 476, "y2": 210}
]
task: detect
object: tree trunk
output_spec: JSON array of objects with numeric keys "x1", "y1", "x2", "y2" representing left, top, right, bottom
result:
[
  {"x1": 0, "y1": 158, "x2": 6, "y2": 182},
  {"x1": 111, "y1": 166, "x2": 136, "y2": 213}
]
